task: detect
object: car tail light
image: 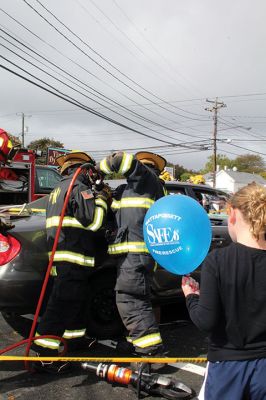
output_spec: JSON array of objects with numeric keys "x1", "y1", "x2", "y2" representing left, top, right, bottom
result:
[{"x1": 0, "y1": 233, "x2": 21, "y2": 266}]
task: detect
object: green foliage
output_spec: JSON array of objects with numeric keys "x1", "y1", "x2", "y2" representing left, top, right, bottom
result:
[
  {"x1": 27, "y1": 137, "x2": 64, "y2": 165},
  {"x1": 201, "y1": 153, "x2": 265, "y2": 174},
  {"x1": 233, "y1": 154, "x2": 265, "y2": 173},
  {"x1": 180, "y1": 172, "x2": 191, "y2": 182},
  {"x1": 259, "y1": 172, "x2": 266, "y2": 180},
  {"x1": 201, "y1": 154, "x2": 233, "y2": 173},
  {"x1": 172, "y1": 163, "x2": 186, "y2": 180}
]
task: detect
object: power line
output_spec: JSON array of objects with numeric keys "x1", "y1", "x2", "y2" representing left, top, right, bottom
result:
[
  {"x1": 22, "y1": 0, "x2": 210, "y2": 122},
  {"x1": 75, "y1": 0, "x2": 198, "y2": 101},
  {"x1": 1, "y1": 39, "x2": 208, "y2": 143},
  {"x1": 0, "y1": 6, "x2": 211, "y2": 123},
  {"x1": 218, "y1": 116, "x2": 263, "y2": 139},
  {"x1": 231, "y1": 139, "x2": 266, "y2": 142},
  {"x1": 220, "y1": 92, "x2": 266, "y2": 99},
  {"x1": 227, "y1": 142, "x2": 266, "y2": 156},
  {"x1": 0, "y1": 33, "x2": 185, "y2": 135},
  {"x1": 215, "y1": 148, "x2": 244, "y2": 157},
  {"x1": 1, "y1": 24, "x2": 214, "y2": 143},
  {"x1": 1, "y1": 27, "x2": 163, "y2": 126},
  {"x1": 218, "y1": 114, "x2": 266, "y2": 119},
  {"x1": 0, "y1": 8, "x2": 185, "y2": 124},
  {"x1": 111, "y1": 0, "x2": 204, "y2": 99},
  {"x1": 0, "y1": 61, "x2": 204, "y2": 149}
]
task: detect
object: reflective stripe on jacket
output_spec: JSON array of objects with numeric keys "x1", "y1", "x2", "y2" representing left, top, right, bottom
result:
[
  {"x1": 46, "y1": 174, "x2": 107, "y2": 268},
  {"x1": 48, "y1": 251, "x2": 95, "y2": 267},
  {"x1": 46, "y1": 205, "x2": 105, "y2": 232},
  {"x1": 99, "y1": 152, "x2": 165, "y2": 258},
  {"x1": 108, "y1": 242, "x2": 149, "y2": 255},
  {"x1": 111, "y1": 197, "x2": 154, "y2": 210}
]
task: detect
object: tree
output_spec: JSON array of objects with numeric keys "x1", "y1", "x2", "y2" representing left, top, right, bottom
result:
[
  {"x1": 27, "y1": 137, "x2": 64, "y2": 165},
  {"x1": 180, "y1": 172, "x2": 191, "y2": 182},
  {"x1": 233, "y1": 154, "x2": 265, "y2": 173},
  {"x1": 173, "y1": 163, "x2": 186, "y2": 180},
  {"x1": 201, "y1": 154, "x2": 233, "y2": 174},
  {"x1": 259, "y1": 171, "x2": 266, "y2": 180}
]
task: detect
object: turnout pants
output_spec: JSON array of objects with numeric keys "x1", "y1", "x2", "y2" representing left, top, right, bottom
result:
[
  {"x1": 115, "y1": 253, "x2": 163, "y2": 355},
  {"x1": 32, "y1": 264, "x2": 90, "y2": 356}
]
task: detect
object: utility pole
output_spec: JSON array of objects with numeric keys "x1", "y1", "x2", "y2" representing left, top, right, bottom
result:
[
  {"x1": 16, "y1": 112, "x2": 31, "y2": 147},
  {"x1": 21, "y1": 112, "x2": 25, "y2": 147},
  {"x1": 205, "y1": 98, "x2": 226, "y2": 188}
]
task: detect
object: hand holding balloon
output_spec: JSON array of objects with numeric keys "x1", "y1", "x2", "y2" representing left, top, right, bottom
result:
[
  {"x1": 182, "y1": 276, "x2": 200, "y2": 297},
  {"x1": 143, "y1": 195, "x2": 212, "y2": 275}
]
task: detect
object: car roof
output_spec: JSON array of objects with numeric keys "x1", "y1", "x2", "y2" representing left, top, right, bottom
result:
[
  {"x1": 165, "y1": 181, "x2": 228, "y2": 194},
  {"x1": 36, "y1": 165, "x2": 59, "y2": 170},
  {"x1": 106, "y1": 179, "x2": 228, "y2": 196}
]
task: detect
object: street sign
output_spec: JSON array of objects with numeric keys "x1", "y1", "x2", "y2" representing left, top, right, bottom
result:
[
  {"x1": 46, "y1": 148, "x2": 71, "y2": 166},
  {"x1": 165, "y1": 166, "x2": 174, "y2": 175}
]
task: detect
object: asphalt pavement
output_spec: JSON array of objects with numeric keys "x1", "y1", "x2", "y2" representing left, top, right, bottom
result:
[{"x1": 0, "y1": 308, "x2": 208, "y2": 400}]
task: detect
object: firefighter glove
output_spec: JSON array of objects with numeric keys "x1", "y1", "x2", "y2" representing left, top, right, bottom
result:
[
  {"x1": 95, "y1": 183, "x2": 112, "y2": 204},
  {"x1": 95, "y1": 163, "x2": 106, "y2": 178}
]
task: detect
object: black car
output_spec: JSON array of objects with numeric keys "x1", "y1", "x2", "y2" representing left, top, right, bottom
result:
[{"x1": 0, "y1": 181, "x2": 230, "y2": 338}]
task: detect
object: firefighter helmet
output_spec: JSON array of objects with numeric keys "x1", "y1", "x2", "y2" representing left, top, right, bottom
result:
[
  {"x1": 56, "y1": 151, "x2": 95, "y2": 175},
  {"x1": 189, "y1": 175, "x2": 206, "y2": 184},
  {"x1": 159, "y1": 170, "x2": 172, "y2": 181},
  {"x1": 0, "y1": 129, "x2": 13, "y2": 162},
  {"x1": 135, "y1": 151, "x2": 166, "y2": 173}
]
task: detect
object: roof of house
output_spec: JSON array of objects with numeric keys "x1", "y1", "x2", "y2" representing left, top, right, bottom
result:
[{"x1": 218, "y1": 170, "x2": 266, "y2": 184}]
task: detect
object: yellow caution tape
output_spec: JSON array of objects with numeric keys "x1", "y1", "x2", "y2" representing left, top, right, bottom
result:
[{"x1": 0, "y1": 356, "x2": 207, "y2": 363}]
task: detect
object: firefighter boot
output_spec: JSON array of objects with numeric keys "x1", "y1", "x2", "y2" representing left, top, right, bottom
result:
[
  {"x1": 33, "y1": 359, "x2": 72, "y2": 374},
  {"x1": 130, "y1": 345, "x2": 169, "y2": 373},
  {"x1": 66, "y1": 337, "x2": 96, "y2": 353}
]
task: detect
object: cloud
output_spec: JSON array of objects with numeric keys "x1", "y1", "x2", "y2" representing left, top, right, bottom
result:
[{"x1": 1, "y1": 0, "x2": 266, "y2": 170}]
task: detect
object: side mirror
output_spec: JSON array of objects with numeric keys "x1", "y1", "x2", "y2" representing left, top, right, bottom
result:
[{"x1": 35, "y1": 150, "x2": 43, "y2": 157}]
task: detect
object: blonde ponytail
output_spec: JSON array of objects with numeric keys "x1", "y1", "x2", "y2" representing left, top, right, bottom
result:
[{"x1": 229, "y1": 182, "x2": 266, "y2": 240}]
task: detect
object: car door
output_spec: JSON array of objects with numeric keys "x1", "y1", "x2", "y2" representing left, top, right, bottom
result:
[{"x1": 34, "y1": 167, "x2": 61, "y2": 199}]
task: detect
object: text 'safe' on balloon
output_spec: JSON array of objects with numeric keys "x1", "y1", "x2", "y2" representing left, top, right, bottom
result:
[{"x1": 143, "y1": 195, "x2": 212, "y2": 275}]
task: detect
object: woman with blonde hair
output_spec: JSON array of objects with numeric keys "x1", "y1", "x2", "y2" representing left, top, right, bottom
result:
[{"x1": 182, "y1": 182, "x2": 266, "y2": 400}]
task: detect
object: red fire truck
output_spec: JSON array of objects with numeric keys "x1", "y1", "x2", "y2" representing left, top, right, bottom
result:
[{"x1": 0, "y1": 129, "x2": 61, "y2": 206}]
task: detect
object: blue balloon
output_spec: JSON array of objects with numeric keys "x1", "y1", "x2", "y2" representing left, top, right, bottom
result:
[{"x1": 143, "y1": 195, "x2": 212, "y2": 275}]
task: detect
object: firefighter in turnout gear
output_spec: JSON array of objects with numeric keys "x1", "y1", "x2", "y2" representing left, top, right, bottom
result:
[
  {"x1": 32, "y1": 151, "x2": 111, "y2": 374},
  {"x1": 98, "y1": 151, "x2": 167, "y2": 358}
]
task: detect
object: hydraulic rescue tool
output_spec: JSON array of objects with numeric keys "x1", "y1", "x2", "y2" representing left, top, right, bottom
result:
[{"x1": 81, "y1": 362, "x2": 194, "y2": 399}]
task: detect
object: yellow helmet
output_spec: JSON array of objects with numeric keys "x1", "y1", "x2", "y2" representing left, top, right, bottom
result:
[
  {"x1": 190, "y1": 175, "x2": 205, "y2": 184},
  {"x1": 159, "y1": 170, "x2": 172, "y2": 181},
  {"x1": 135, "y1": 151, "x2": 166, "y2": 172},
  {"x1": 56, "y1": 151, "x2": 95, "y2": 175}
]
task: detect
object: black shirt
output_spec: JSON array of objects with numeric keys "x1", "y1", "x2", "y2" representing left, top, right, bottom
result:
[{"x1": 186, "y1": 242, "x2": 266, "y2": 361}]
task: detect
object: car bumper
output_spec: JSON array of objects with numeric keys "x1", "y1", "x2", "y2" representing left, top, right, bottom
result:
[{"x1": 0, "y1": 265, "x2": 51, "y2": 314}]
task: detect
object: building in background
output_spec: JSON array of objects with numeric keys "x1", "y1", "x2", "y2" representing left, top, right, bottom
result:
[{"x1": 205, "y1": 167, "x2": 266, "y2": 193}]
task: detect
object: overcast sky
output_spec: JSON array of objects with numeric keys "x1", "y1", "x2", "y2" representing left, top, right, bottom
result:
[{"x1": 1, "y1": 0, "x2": 266, "y2": 170}]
